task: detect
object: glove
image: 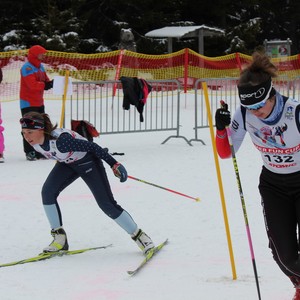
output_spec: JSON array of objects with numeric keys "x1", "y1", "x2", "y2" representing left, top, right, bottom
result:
[
  {"x1": 112, "y1": 162, "x2": 127, "y2": 182},
  {"x1": 44, "y1": 80, "x2": 53, "y2": 90},
  {"x1": 215, "y1": 101, "x2": 231, "y2": 130}
]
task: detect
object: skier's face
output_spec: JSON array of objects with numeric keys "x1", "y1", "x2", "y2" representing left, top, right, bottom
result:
[
  {"x1": 248, "y1": 96, "x2": 275, "y2": 119},
  {"x1": 22, "y1": 129, "x2": 45, "y2": 146}
]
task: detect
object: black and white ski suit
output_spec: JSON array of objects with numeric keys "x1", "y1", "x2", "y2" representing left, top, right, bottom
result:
[{"x1": 216, "y1": 93, "x2": 300, "y2": 286}]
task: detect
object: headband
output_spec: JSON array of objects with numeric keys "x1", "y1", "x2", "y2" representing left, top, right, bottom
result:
[
  {"x1": 20, "y1": 117, "x2": 44, "y2": 129},
  {"x1": 238, "y1": 78, "x2": 276, "y2": 106}
]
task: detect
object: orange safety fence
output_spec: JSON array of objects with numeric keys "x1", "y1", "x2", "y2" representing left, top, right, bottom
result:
[{"x1": 1, "y1": 48, "x2": 300, "y2": 102}]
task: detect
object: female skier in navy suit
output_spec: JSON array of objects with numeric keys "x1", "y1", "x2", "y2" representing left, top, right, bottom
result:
[{"x1": 20, "y1": 111, "x2": 154, "y2": 255}]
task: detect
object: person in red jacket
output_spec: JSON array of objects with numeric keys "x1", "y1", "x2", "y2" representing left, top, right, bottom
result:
[{"x1": 20, "y1": 45, "x2": 53, "y2": 161}]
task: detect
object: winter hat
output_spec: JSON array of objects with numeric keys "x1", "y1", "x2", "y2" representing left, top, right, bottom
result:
[
  {"x1": 29, "y1": 45, "x2": 47, "y2": 57},
  {"x1": 28, "y1": 45, "x2": 47, "y2": 67},
  {"x1": 238, "y1": 77, "x2": 276, "y2": 107}
]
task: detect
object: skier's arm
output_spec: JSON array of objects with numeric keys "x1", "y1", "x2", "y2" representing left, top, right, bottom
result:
[
  {"x1": 215, "y1": 102, "x2": 231, "y2": 158},
  {"x1": 56, "y1": 133, "x2": 117, "y2": 167},
  {"x1": 215, "y1": 104, "x2": 247, "y2": 159},
  {"x1": 56, "y1": 133, "x2": 127, "y2": 182},
  {"x1": 216, "y1": 129, "x2": 231, "y2": 159}
]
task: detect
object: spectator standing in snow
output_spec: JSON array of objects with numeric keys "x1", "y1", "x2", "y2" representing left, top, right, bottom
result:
[
  {"x1": 0, "y1": 67, "x2": 4, "y2": 163},
  {"x1": 20, "y1": 45, "x2": 53, "y2": 161},
  {"x1": 19, "y1": 111, "x2": 155, "y2": 255},
  {"x1": 215, "y1": 51, "x2": 300, "y2": 300}
]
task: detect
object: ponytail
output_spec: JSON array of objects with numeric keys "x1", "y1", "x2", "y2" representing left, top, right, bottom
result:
[{"x1": 41, "y1": 113, "x2": 57, "y2": 138}]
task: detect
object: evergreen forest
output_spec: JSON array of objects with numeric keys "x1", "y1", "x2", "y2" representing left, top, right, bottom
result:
[{"x1": 0, "y1": 0, "x2": 299, "y2": 56}]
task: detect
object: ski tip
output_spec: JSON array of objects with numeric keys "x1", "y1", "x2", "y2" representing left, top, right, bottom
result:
[
  {"x1": 155, "y1": 239, "x2": 168, "y2": 247},
  {"x1": 99, "y1": 243, "x2": 113, "y2": 249},
  {"x1": 126, "y1": 239, "x2": 168, "y2": 276}
]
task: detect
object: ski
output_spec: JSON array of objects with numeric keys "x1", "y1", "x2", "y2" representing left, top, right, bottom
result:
[
  {"x1": 127, "y1": 239, "x2": 168, "y2": 276},
  {"x1": 0, "y1": 244, "x2": 112, "y2": 268}
]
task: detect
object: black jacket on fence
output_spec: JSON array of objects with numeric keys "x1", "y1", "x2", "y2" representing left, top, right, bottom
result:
[{"x1": 120, "y1": 76, "x2": 152, "y2": 122}]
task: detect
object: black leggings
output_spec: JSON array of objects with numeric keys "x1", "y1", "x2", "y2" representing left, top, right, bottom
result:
[{"x1": 259, "y1": 167, "x2": 300, "y2": 286}]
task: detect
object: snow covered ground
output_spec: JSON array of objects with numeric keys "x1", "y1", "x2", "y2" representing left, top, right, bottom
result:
[{"x1": 0, "y1": 96, "x2": 295, "y2": 299}]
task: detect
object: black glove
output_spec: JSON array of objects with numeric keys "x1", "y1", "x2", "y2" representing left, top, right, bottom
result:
[
  {"x1": 44, "y1": 80, "x2": 53, "y2": 90},
  {"x1": 215, "y1": 101, "x2": 231, "y2": 130}
]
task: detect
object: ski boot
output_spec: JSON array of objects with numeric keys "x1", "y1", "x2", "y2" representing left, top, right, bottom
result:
[
  {"x1": 43, "y1": 227, "x2": 69, "y2": 252},
  {"x1": 132, "y1": 229, "x2": 154, "y2": 255}
]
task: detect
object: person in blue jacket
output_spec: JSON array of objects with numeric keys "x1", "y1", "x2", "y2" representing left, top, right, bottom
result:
[
  {"x1": 20, "y1": 111, "x2": 155, "y2": 255},
  {"x1": 20, "y1": 45, "x2": 53, "y2": 161}
]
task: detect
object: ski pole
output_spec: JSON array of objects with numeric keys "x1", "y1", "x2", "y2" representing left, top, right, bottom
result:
[
  {"x1": 128, "y1": 175, "x2": 200, "y2": 202},
  {"x1": 224, "y1": 121, "x2": 262, "y2": 300}
]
